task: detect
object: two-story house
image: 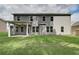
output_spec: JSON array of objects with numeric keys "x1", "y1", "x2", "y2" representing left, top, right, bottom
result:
[{"x1": 7, "y1": 13, "x2": 71, "y2": 37}]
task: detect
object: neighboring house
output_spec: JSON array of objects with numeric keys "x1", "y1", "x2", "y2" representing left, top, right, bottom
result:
[
  {"x1": 0, "y1": 19, "x2": 7, "y2": 32},
  {"x1": 72, "y1": 21, "x2": 79, "y2": 36},
  {"x1": 7, "y1": 13, "x2": 71, "y2": 37}
]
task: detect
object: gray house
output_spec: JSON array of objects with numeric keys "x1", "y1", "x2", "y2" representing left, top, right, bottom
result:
[{"x1": 7, "y1": 13, "x2": 71, "y2": 37}]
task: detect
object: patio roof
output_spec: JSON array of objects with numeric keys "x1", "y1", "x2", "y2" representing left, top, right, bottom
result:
[
  {"x1": 7, "y1": 21, "x2": 32, "y2": 25},
  {"x1": 7, "y1": 21, "x2": 32, "y2": 23}
]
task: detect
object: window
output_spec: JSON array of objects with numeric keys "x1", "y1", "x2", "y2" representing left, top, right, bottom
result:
[
  {"x1": 16, "y1": 27, "x2": 18, "y2": 32},
  {"x1": 32, "y1": 27, "x2": 35, "y2": 32},
  {"x1": 50, "y1": 26, "x2": 53, "y2": 32},
  {"x1": 30, "y1": 16, "x2": 33, "y2": 21},
  {"x1": 10, "y1": 26, "x2": 13, "y2": 28},
  {"x1": 47, "y1": 27, "x2": 49, "y2": 32},
  {"x1": 61, "y1": 26, "x2": 64, "y2": 32},
  {"x1": 43, "y1": 16, "x2": 45, "y2": 21},
  {"x1": 36, "y1": 26, "x2": 39, "y2": 32},
  {"x1": 47, "y1": 26, "x2": 53, "y2": 32},
  {"x1": 21, "y1": 27, "x2": 24, "y2": 32},
  {"x1": 51, "y1": 17, "x2": 53, "y2": 21},
  {"x1": 17, "y1": 16, "x2": 20, "y2": 21}
]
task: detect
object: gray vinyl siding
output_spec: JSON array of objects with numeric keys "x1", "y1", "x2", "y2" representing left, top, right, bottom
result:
[
  {"x1": 53, "y1": 16, "x2": 71, "y2": 35},
  {"x1": 13, "y1": 15, "x2": 71, "y2": 35},
  {"x1": 14, "y1": 16, "x2": 53, "y2": 26},
  {"x1": 14, "y1": 16, "x2": 30, "y2": 22},
  {"x1": 37, "y1": 16, "x2": 53, "y2": 26}
]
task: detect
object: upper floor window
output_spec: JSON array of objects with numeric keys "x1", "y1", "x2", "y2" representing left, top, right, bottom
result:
[
  {"x1": 30, "y1": 16, "x2": 33, "y2": 21},
  {"x1": 17, "y1": 16, "x2": 20, "y2": 21},
  {"x1": 51, "y1": 17, "x2": 53, "y2": 21},
  {"x1": 43, "y1": 16, "x2": 45, "y2": 21},
  {"x1": 61, "y1": 26, "x2": 64, "y2": 32}
]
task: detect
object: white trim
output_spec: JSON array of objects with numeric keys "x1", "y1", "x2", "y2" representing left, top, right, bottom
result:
[
  {"x1": 8, "y1": 23, "x2": 10, "y2": 37},
  {"x1": 13, "y1": 24, "x2": 16, "y2": 35},
  {"x1": 26, "y1": 23, "x2": 29, "y2": 36},
  {"x1": 26, "y1": 25, "x2": 27, "y2": 35}
]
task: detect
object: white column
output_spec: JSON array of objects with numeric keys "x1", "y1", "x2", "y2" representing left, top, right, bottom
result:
[
  {"x1": 31, "y1": 26, "x2": 32, "y2": 35},
  {"x1": 26, "y1": 23, "x2": 28, "y2": 36},
  {"x1": 8, "y1": 23, "x2": 10, "y2": 37},
  {"x1": 26, "y1": 24, "x2": 27, "y2": 35},
  {"x1": 13, "y1": 24, "x2": 15, "y2": 35},
  {"x1": 35, "y1": 26, "x2": 36, "y2": 35}
]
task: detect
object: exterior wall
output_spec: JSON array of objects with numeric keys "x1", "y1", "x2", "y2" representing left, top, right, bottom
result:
[
  {"x1": 14, "y1": 16, "x2": 29, "y2": 22},
  {"x1": 14, "y1": 16, "x2": 53, "y2": 26},
  {"x1": 53, "y1": 16, "x2": 71, "y2": 35},
  {"x1": 37, "y1": 16, "x2": 53, "y2": 26},
  {"x1": 0, "y1": 20, "x2": 7, "y2": 32},
  {"x1": 32, "y1": 16, "x2": 38, "y2": 26},
  {"x1": 13, "y1": 15, "x2": 71, "y2": 35},
  {"x1": 31, "y1": 16, "x2": 54, "y2": 35},
  {"x1": 14, "y1": 15, "x2": 54, "y2": 35}
]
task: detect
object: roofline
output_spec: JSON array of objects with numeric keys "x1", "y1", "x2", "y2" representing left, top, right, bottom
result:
[
  {"x1": 72, "y1": 21, "x2": 79, "y2": 26},
  {"x1": 0, "y1": 19, "x2": 6, "y2": 22},
  {"x1": 12, "y1": 13, "x2": 71, "y2": 16},
  {"x1": 72, "y1": 25, "x2": 79, "y2": 27}
]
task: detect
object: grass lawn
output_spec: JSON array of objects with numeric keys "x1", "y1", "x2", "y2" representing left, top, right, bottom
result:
[{"x1": 0, "y1": 32, "x2": 79, "y2": 55}]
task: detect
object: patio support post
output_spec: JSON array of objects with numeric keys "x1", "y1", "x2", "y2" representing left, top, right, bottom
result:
[
  {"x1": 8, "y1": 22, "x2": 10, "y2": 37},
  {"x1": 26, "y1": 23, "x2": 28, "y2": 36},
  {"x1": 13, "y1": 24, "x2": 15, "y2": 35}
]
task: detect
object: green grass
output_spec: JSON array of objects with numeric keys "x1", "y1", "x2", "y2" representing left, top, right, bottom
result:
[{"x1": 0, "y1": 32, "x2": 79, "y2": 55}]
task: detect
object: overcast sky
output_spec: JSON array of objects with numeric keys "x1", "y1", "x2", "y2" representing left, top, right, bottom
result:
[{"x1": 0, "y1": 4, "x2": 79, "y2": 23}]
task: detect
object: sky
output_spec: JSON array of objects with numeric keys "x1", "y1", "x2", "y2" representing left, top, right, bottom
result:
[{"x1": 0, "y1": 4, "x2": 79, "y2": 23}]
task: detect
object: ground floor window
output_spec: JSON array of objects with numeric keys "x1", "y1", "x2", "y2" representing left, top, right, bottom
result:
[
  {"x1": 47, "y1": 26, "x2": 53, "y2": 32},
  {"x1": 10, "y1": 26, "x2": 13, "y2": 28},
  {"x1": 50, "y1": 26, "x2": 53, "y2": 32},
  {"x1": 21, "y1": 27, "x2": 24, "y2": 32},
  {"x1": 32, "y1": 26, "x2": 39, "y2": 32},
  {"x1": 47, "y1": 27, "x2": 49, "y2": 32},
  {"x1": 32, "y1": 27, "x2": 35, "y2": 32},
  {"x1": 16, "y1": 27, "x2": 18, "y2": 32},
  {"x1": 61, "y1": 26, "x2": 64, "y2": 32},
  {"x1": 36, "y1": 26, "x2": 39, "y2": 32}
]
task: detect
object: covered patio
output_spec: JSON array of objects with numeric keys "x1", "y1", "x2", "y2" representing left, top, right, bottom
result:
[{"x1": 8, "y1": 21, "x2": 32, "y2": 37}]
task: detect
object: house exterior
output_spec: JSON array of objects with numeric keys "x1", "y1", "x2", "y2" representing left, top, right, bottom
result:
[
  {"x1": 0, "y1": 19, "x2": 7, "y2": 32},
  {"x1": 8, "y1": 13, "x2": 71, "y2": 37},
  {"x1": 71, "y1": 22, "x2": 79, "y2": 36}
]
